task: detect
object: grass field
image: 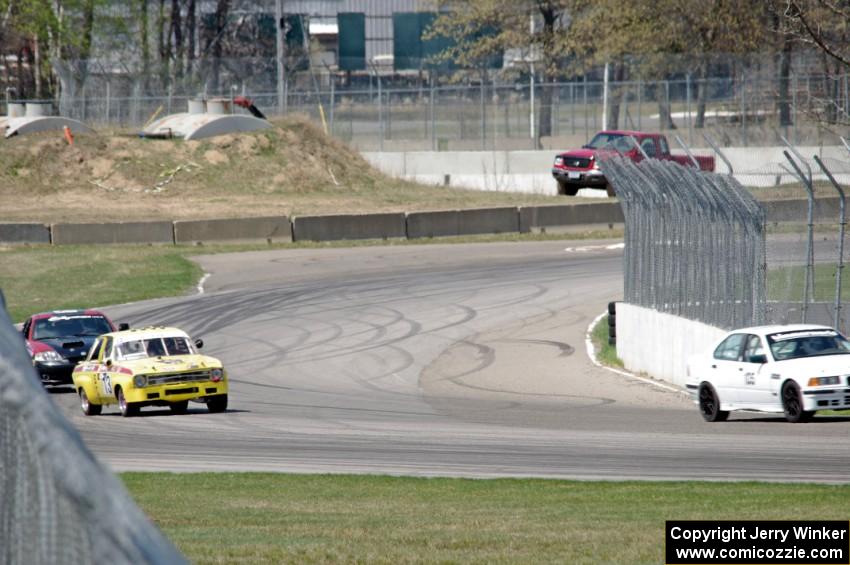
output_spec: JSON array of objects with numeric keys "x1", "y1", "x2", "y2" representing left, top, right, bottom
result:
[
  {"x1": 0, "y1": 230, "x2": 622, "y2": 323},
  {"x1": 767, "y1": 263, "x2": 850, "y2": 302},
  {"x1": 120, "y1": 473, "x2": 850, "y2": 565}
]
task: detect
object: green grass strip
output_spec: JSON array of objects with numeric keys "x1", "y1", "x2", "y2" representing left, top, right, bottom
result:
[
  {"x1": 121, "y1": 473, "x2": 850, "y2": 565},
  {"x1": 0, "y1": 245, "x2": 203, "y2": 322},
  {"x1": 591, "y1": 315, "x2": 624, "y2": 369},
  {"x1": 767, "y1": 263, "x2": 850, "y2": 302}
]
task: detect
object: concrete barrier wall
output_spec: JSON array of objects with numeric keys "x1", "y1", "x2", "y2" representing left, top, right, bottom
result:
[
  {"x1": 616, "y1": 302, "x2": 726, "y2": 387},
  {"x1": 0, "y1": 224, "x2": 51, "y2": 244},
  {"x1": 0, "y1": 198, "x2": 825, "y2": 246},
  {"x1": 763, "y1": 197, "x2": 841, "y2": 223},
  {"x1": 174, "y1": 216, "x2": 292, "y2": 244},
  {"x1": 364, "y1": 146, "x2": 850, "y2": 194},
  {"x1": 407, "y1": 207, "x2": 519, "y2": 239},
  {"x1": 519, "y1": 203, "x2": 624, "y2": 233},
  {"x1": 292, "y1": 213, "x2": 407, "y2": 241},
  {"x1": 51, "y1": 221, "x2": 174, "y2": 245}
]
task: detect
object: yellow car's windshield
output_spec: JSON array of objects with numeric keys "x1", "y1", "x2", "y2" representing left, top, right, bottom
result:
[{"x1": 116, "y1": 337, "x2": 194, "y2": 360}]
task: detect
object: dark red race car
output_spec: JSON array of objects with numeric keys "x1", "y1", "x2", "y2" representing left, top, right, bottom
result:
[{"x1": 21, "y1": 309, "x2": 128, "y2": 386}]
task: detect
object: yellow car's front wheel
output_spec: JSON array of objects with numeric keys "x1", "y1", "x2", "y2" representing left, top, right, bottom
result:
[
  {"x1": 207, "y1": 394, "x2": 228, "y2": 413},
  {"x1": 117, "y1": 387, "x2": 139, "y2": 417},
  {"x1": 170, "y1": 401, "x2": 189, "y2": 414}
]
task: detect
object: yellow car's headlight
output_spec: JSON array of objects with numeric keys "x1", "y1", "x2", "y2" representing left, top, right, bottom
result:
[
  {"x1": 133, "y1": 374, "x2": 147, "y2": 388},
  {"x1": 211, "y1": 368, "x2": 223, "y2": 382}
]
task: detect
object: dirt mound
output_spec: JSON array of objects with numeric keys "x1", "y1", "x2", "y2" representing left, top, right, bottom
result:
[
  {"x1": 0, "y1": 116, "x2": 375, "y2": 197},
  {"x1": 0, "y1": 115, "x2": 558, "y2": 223}
]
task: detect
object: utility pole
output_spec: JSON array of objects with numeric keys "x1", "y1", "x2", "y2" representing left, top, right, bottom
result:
[
  {"x1": 528, "y1": 13, "x2": 535, "y2": 144},
  {"x1": 602, "y1": 62, "x2": 609, "y2": 130},
  {"x1": 275, "y1": 0, "x2": 286, "y2": 115}
]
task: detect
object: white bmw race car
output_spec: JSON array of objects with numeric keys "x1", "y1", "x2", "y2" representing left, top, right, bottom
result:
[{"x1": 686, "y1": 324, "x2": 850, "y2": 423}]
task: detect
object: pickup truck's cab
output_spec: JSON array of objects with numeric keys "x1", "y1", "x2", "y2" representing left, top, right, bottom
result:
[{"x1": 552, "y1": 130, "x2": 715, "y2": 196}]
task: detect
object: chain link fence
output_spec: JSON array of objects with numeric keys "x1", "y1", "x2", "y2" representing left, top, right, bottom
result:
[
  {"x1": 0, "y1": 294, "x2": 186, "y2": 565},
  {"x1": 762, "y1": 148, "x2": 850, "y2": 332},
  {"x1": 604, "y1": 141, "x2": 850, "y2": 333},
  {"x1": 4, "y1": 59, "x2": 849, "y2": 151},
  {"x1": 601, "y1": 156, "x2": 767, "y2": 330}
]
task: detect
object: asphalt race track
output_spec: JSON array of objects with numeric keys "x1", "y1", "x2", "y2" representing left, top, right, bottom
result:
[{"x1": 51, "y1": 240, "x2": 850, "y2": 483}]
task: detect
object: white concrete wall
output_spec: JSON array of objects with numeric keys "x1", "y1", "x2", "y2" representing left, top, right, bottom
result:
[
  {"x1": 363, "y1": 146, "x2": 849, "y2": 195},
  {"x1": 616, "y1": 303, "x2": 726, "y2": 388},
  {"x1": 363, "y1": 151, "x2": 563, "y2": 195}
]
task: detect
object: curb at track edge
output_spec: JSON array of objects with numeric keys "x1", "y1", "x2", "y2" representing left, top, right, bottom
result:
[{"x1": 584, "y1": 310, "x2": 688, "y2": 396}]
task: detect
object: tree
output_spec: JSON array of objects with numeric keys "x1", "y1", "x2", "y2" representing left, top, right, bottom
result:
[
  {"x1": 207, "y1": 0, "x2": 229, "y2": 92},
  {"x1": 779, "y1": 0, "x2": 850, "y2": 126},
  {"x1": 429, "y1": 0, "x2": 580, "y2": 147}
]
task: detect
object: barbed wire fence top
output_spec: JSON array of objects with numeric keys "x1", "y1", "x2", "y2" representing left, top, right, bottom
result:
[
  {"x1": 600, "y1": 155, "x2": 767, "y2": 330},
  {"x1": 0, "y1": 297, "x2": 186, "y2": 565}
]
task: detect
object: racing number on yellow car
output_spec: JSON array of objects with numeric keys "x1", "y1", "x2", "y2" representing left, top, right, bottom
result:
[{"x1": 100, "y1": 372, "x2": 112, "y2": 395}]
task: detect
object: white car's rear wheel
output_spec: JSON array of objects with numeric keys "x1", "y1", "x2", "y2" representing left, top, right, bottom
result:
[
  {"x1": 698, "y1": 383, "x2": 728, "y2": 422},
  {"x1": 781, "y1": 381, "x2": 814, "y2": 423}
]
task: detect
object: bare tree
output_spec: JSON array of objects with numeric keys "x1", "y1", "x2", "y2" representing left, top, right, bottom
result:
[{"x1": 780, "y1": 0, "x2": 850, "y2": 125}]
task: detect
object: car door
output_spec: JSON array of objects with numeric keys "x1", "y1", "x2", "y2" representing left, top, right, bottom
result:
[
  {"x1": 90, "y1": 337, "x2": 113, "y2": 401},
  {"x1": 97, "y1": 337, "x2": 116, "y2": 400},
  {"x1": 737, "y1": 334, "x2": 772, "y2": 406},
  {"x1": 709, "y1": 333, "x2": 748, "y2": 403},
  {"x1": 80, "y1": 337, "x2": 105, "y2": 402}
]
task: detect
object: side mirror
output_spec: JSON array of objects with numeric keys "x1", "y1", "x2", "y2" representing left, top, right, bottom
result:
[
  {"x1": 118, "y1": 323, "x2": 130, "y2": 331},
  {"x1": 106, "y1": 359, "x2": 113, "y2": 367},
  {"x1": 194, "y1": 339, "x2": 204, "y2": 349},
  {"x1": 749, "y1": 354, "x2": 767, "y2": 364}
]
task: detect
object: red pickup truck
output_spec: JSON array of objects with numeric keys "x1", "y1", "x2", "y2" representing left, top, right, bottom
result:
[{"x1": 551, "y1": 130, "x2": 715, "y2": 196}]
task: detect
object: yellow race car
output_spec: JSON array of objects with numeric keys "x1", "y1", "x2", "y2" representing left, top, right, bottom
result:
[{"x1": 72, "y1": 326, "x2": 228, "y2": 417}]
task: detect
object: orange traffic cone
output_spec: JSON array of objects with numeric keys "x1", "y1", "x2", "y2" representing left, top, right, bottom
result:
[{"x1": 63, "y1": 125, "x2": 74, "y2": 145}]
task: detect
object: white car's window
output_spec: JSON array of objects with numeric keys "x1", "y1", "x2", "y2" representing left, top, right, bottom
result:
[
  {"x1": 713, "y1": 334, "x2": 746, "y2": 361},
  {"x1": 116, "y1": 337, "x2": 195, "y2": 360},
  {"x1": 767, "y1": 330, "x2": 850, "y2": 361},
  {"x1": 742, "y1": 335, "x2": 765, "y2": 363}
]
